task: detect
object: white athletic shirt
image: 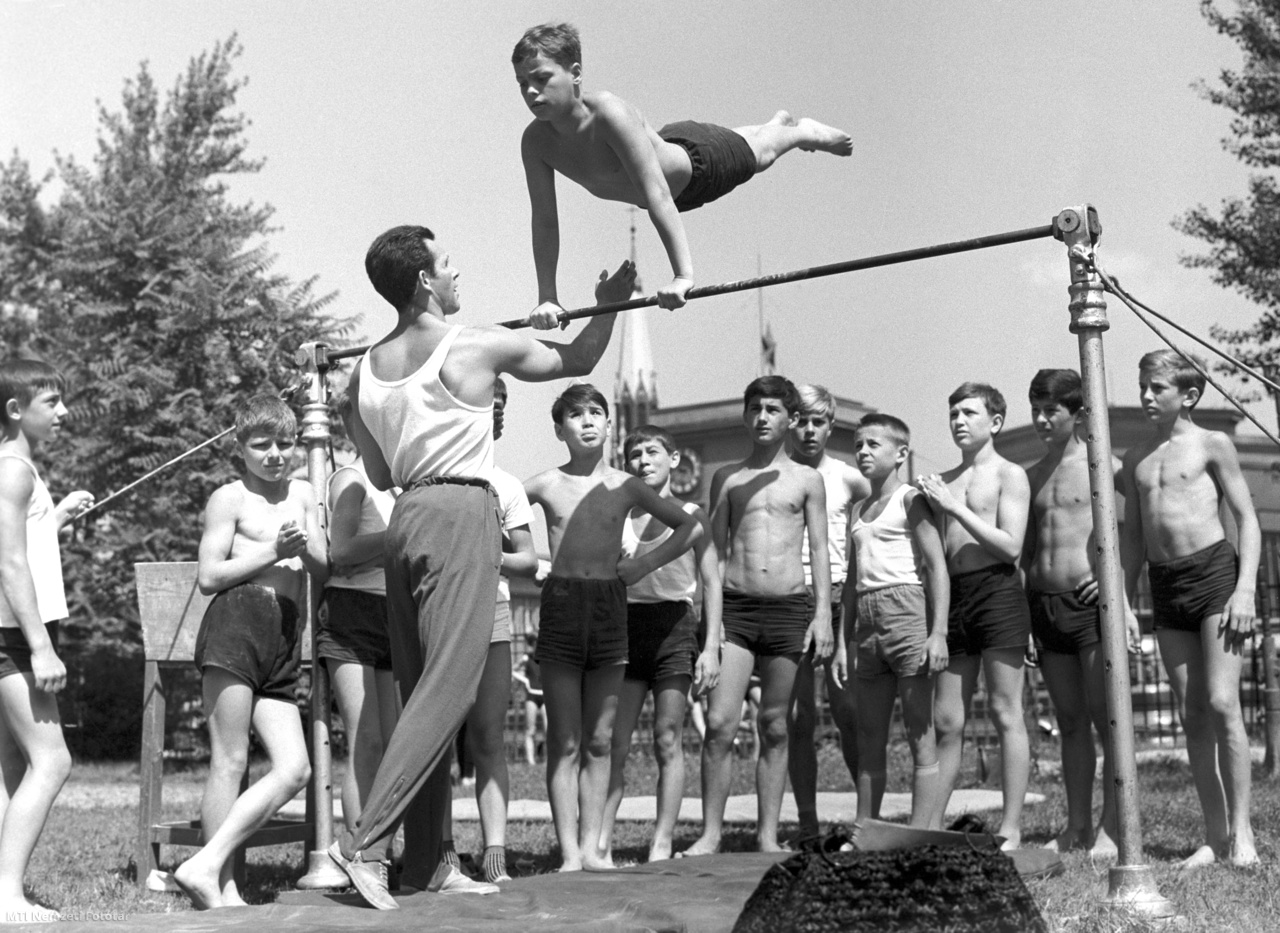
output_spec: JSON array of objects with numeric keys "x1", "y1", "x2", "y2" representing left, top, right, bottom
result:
[
  {"x1": 802, "y1": 456, "x2": 854, "y2": 588},
  {"x1": 0, "y1": 453, "x2": 68, "y2": 626},
  {"x1": 620, "y1": 503, "x2": 698, "y2": 605},
  {"x1": 491, "y1": 466, "x2": 534, "y2": 603},
  {"x1": 850, "y1": 484, "x2": 922, "y2": 593},
  {"x1": 356, "y1": 326, "x2": 493, "y2": 486},
  {"x1": 325, "y1": 459, "x2": 396, "y2": 596}
]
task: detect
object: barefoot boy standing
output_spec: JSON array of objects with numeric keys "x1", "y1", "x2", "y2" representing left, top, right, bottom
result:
[
  {"x1": 684, "y1": 375, "x2": 832, "y2": 856},
  {"x1": 1122, "y1": 350, "x2": 1259, "y2": 869},
  {"x1": 1024, "y1": 369, "x2": 1138, "y2": 858},
  {"x1": 525, "y1": 386, "x2": 700, "y2": 871},
  {"x1": 918, "y1": 382, "x2": 1031, "y2": 849},
  {"x1": 598, "y1": 424, "x2": 722, "y2": 864},
  {"x1": 513, "y1": 23, "x2": 852, "y2": 323},
  {"x1": 850, "y1": 415, "x2": 950, "y2": 828},
  {"x1": 787, "y1": 385, "x2": 868, "y2": 841},
  {"x1": 180, "y1": 395, "x2": 327, "y2": 909},
  {"x1": 0, "y1": 360, "x2": 92, "y2": 924}
]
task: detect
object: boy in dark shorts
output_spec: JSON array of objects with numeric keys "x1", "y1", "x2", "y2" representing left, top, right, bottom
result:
[
  {"x1": 1122, "y1": 350, "x2": 1260, "y2": 869},
  {"x1": 684, "y1": 376, "x2": 832, "y2": 856},
  {"x1": 524, "y1": 385, "x2": 700, "y2": 871},
  {"x1": 513, "y1": 22, "x2": 852, "y2": 324},
  {"x1": 178, "y1": 395, "x2": 327, "y2": 908},
  {"x1": 599, "y1": 425, "x2": 722, "y2": 863},
  {"x1": 1024, "y1": 369, "x2": 1140, "y2": 857},
  {"x1": 316, "y1": 393, "x2": 400, "y2": 857},
  {"x1": 0, "y1": 359, "x2": 92, "y2": 923},
  {"x1": 918, "y1": 382, "x2": 1031, "y2": 849}
]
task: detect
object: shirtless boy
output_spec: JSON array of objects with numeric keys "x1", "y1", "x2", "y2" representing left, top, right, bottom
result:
[
  {"x1": 787, "y1": 385, "x2": 868, "y2": 841},
  {"x1": 684, "y1": 375, "x2": 832, "y2": 856},
  {"x1": 918, "y1": 382, "x2": 1031, "y2": 849},
  {"x1": 1024, "y1": 369, "x2": 1138, "y2": 857},
  {"x1": 179, "y1": 395, "x2": 327, "y2": 909},
  {"x1": 513, "y1": 22, "x2": 852, "y2": 324},
  {"x1": 1122, "y1": 349, "x2": 1259, "y2": 869},
  {"x1": 525, "y1": 385, "x2": 700, "y2": 871}
]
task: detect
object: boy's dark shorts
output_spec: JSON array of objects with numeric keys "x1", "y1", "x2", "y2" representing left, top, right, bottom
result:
[
  {"x1": 535, "y1": 575, "x2": 628, "y2": 672},
  {"x1": 658, "y1": 121, "x2": 757, "y2": 212},
  {"x1": 946, "y1": 563, "x2": 1031, "y2": 658},
  {"x1": 625, "y1": 600, "x2": 698, "y2": 686},
  {"x1": 1149, "y1": 539, "x2": 1238, "y2": 634},
  {"x1": 194, "y1": 582, "x2": 301, "y2": 702},
  {"x1": 0, "y1": 621, "x2": 59, "y2": 680},
  {"x1": 316, "y1": 587, "x2": 392, "y2": 670},
  {"x1": 722, "y1": 588, "x2": 813, "y2": 659},
  {"x1": 1029, "y1": 589, "x2": 1101, "y2": 655}
]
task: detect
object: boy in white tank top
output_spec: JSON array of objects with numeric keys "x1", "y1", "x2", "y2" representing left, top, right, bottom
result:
[
  {"x1": 0, "y1": 360, "x2": 92, "y2": 923},
  {"x1": 849, "y1": 415, "x2": 949, "y2": 828},
  {"x1": 598, "y1": 424, "x2": 722, "y2": 863}
]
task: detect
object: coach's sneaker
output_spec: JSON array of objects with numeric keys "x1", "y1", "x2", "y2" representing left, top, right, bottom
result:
[
  {"x1": 327, "y1": 841, "x2": 398, "y2": 910},
  {"x1": 428, "y1": 863, "x2": 500, "y2": 895}
]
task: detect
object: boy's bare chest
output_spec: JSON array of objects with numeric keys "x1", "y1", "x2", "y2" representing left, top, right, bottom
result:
[
  {"x1": 948, "y1": 468, "x2": 1002, "y2": 516},
  {"x1": 546, "y1": 131, "x2": 626, "y2": 190},
  {"x1": 727, "y1": 473, "x2": 805, "y2": 522},
  {"x1": 235, "y1": 495, "x2": 301, "y2": 544},
  {"x1": 1033, "y1": 463, "x2": 1090, "y2": 516},
  {"x1": 544, "y1": 476, "x2": 628, "y2": 525},
  {"x1": 1134, "y1": 445, "x2": 1209, "y2": 496}
]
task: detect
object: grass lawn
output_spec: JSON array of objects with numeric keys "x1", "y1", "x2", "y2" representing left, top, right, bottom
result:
[{"x1": 25, "y1": 743, "x2": 1280, "y2": 931}]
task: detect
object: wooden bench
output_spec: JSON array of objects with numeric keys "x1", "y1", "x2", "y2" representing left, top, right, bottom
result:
[{"x1": 135, "y1": 561, "x2": 314, "y2": 890}]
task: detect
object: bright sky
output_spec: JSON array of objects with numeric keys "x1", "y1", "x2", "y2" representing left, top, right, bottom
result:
[{"x1": 1, "y1": 1, "x2": 1268, "y2": 485}]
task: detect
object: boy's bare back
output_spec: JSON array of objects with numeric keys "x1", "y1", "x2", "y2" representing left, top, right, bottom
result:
[
  {"x1": 711, "y1": 457, "x2": 825, "y2": 596},
  {"x1": 938, "y1": 456, "x2": 1028, "y2": 574},
  {"x1": 201, "y1": 478, "x2": 316, "y2": 605},
  {"x1": 526, "y1": 465, "x2": 648, "y2": 579},
  {"x1": 1124, "y1": 425, "x2": 1233, "y2": 564}
]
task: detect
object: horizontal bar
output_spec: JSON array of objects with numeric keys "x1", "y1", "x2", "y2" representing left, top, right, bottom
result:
[{"x1": 325, "y1": 222, "x2": 1055, "y2": 362}]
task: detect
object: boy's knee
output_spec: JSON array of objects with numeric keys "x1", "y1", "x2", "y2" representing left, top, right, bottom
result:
[
  {"x1": 758, "y1": 713, "x2": 789, "y2": 748},
  {"x1": 209, "y1": 746, "x2": 250, "y2": 778},
  {"x1": 584, "y1": 730, "x2": 612, "y2": 760},
  {"x1": 653, "y1": 726, "x2": 681, "y2": 764}
]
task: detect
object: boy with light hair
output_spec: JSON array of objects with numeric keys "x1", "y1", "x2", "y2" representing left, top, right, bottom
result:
[
  {"x1": 787, "y1": 385, "x2": 868, "y2": 841},
  {"x1": 1122, "y1": 349, "x2": 1259, "y2": 869}
]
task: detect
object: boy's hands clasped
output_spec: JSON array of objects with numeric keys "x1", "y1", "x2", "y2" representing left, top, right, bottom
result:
[{"x1": 275, "y1": 520, "x2": 308, "y2": 558}]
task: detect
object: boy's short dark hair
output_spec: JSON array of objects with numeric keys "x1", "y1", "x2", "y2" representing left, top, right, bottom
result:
[
  {"x1": 1139, "y1": 349, "x2": 1207, "y2": 406},
  {"x1": 623, "y1": 424, "x2": 677, "y2": 461},
  {"x1": 365, "y1": 225, "x2": 437, "y2": 311},
  {"x1": 743, "y1": 375, "x2": 800, "y2": 414},
  {"x1": 948, "y1": 381, "x2": 1007, "y2": 422},
  {"x1": 0, "y1": 359, "x2": 65, "y2": 426},
  {"x1": 235, "y1": 395, "x2": 297, "y2": 443},
  {"x1": 856, "y1": 413, "x2": 911, "y2": 448},
  {"x1": 513, "y1": 23, "x2": 581, "y2": 69},
  {"x1": 551, "y1": 383, "x2": 608, "y2": 425},
  {"x1": 797, "y1": 384, "x2": 836, "y2": 420},
  {"x1": 1028, "y1": 369, "x2": 1083, "y2": 414}
]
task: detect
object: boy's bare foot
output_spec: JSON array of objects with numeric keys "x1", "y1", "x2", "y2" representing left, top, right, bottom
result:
[
  {"x1": 1229, "y1": 833, "x2": 1259, "y2": 868},
  {"x1": 758, "y1": 838, "x2": 791, "y2": 854},
  {"x1": 1178, "y1": 844, "x2": 1218, "y2": 871},
  {"x1": 676, "y1": 836, "x2": 721, "y2": 858},
  {"x1": 649, "y1": 840, "x2": 674, "y2": 862},
  {"x1": 581, "y1": 854, "x2": 616, "y2": 871},
  {"x1": 998, "y1": 832, "x2": 1022, "y2": 852},
  {"x1": 1089, "y1": 826, "x2": 1119, "y2": 861},
  {"x1": 1046, "y1": 828, "x2": 1090, "y2": 853},
  {"x1": 0, "y1": 899, "x2": 59, "y2": 924},
  {"x1": 767, "y1": 109, "x2": 798, "y2": 128},
  {"x1": 173, "y1": 859, "x2": 224, "y2": 910},
  {"x1": 795, "y1": 118, "x2": 853, "y2": 156},
  {"x1": 557, "y1": 860, "x2": 583, "y2": 872}
]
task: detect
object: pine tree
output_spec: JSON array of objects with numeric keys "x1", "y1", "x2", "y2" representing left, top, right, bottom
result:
[{"x1": 0, "y1": 37, "x2": 351, "y2": 756}]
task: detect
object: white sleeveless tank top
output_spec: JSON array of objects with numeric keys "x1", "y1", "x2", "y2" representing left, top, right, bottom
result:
[
  {"x1": 850, "y1": 484, "x2": 922, "y2": 593},
  {"x1": 0, "y1": 453, "x2": 69, "y2": 626},
  {"x1": 325, "y1": 460, "x2": 396, "y2": 596},
  {"x1": 620, "y1": 504, "x2": 698, "y2": 605},
  {"x1": 802, "y1": 457, "x2": 853, "y2": 587},
  {"x1": 356, "y1": 326, "x2": 493, "y2": 486}
]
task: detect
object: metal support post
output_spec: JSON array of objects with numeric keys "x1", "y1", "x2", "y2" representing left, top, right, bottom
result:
[
  {"x1": 293, "y1": 342, "x2": 350, "y2": 890},
  {"x1": 1261, "y1": 536, "x2": 1280, "y2": 777},
  {"x1": 1053, "y1": 206, "x2": 1174, "y2": 917}
]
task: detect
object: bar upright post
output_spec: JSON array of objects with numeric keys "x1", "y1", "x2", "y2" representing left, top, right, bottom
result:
[{"x1": 1053, "y1": 206, "x2": 1173, "y2": 917}]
